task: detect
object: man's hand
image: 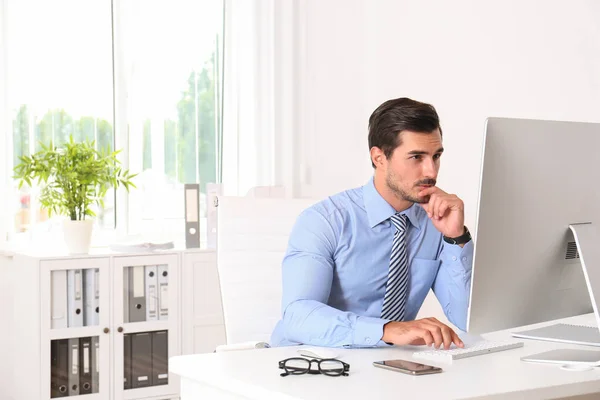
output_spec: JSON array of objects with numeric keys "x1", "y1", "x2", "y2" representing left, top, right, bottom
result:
[
  {"x1": 418, "y1": 186, "x2": 465, "y2": 239},
  {"x1": 382, "y1": 318, "x2": 464, "y2": 349}
]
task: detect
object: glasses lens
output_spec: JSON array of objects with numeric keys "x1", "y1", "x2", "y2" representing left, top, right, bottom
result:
[
  {"x1": 285, "y1": 358, "x2": 310, "y2": 374},
  {"x1": 319, "y1": 360, "x2": 345, "y2": 376}
]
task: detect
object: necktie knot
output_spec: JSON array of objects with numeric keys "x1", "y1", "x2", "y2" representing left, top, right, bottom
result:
[{"x1": 390, "y1": 213, "x2": 407, "y2": 233}]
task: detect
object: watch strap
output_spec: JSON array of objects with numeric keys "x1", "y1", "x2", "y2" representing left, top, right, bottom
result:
[{"x1": 443, "y1": 226, "x2": 472, "y2": 245}]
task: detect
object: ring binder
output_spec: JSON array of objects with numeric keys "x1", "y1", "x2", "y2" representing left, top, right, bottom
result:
[
  {"x1": 67, "y1": 270, "x2": 83, "y2": 327},
  {"x1": 67, "y1": 338, "x2": 80, "y2": 396},
  {"x1": 84, "y1": 269, "x2": 100, "y2": 326},
  {"x1": 128, "y1": 266, "x2": 146, "y2": 323},
  {"x1": 158, "y1": 266, "x2": 169, "y2": 320},
  {"x1": 51, "y1": 271, "x2": 68, "y2": 329},
  {"x1": 184, "y1": 183, "x2": 201, "y2": 248},
  {"x1": 145, "y1": 266, "x2": 158, "y2": 321},
  {"x1": 79, "y1": 337, "x2": 92, "y2": 394},
  {"x1": 131, "y1": 332, "x2": 152, "y2": 388}
]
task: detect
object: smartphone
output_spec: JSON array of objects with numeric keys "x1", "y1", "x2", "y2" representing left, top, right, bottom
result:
[{"x1": 373, "y1": 359, "x2": 442, "y2": 375}]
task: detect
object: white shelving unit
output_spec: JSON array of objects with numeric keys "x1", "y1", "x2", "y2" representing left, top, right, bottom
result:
[{"x1": 0, "y1": 248, "x2": 214, "y2": 400}]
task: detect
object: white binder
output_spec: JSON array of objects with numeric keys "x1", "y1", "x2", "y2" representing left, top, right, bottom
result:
[
  {"x1": 206, "y1": 183, "x2": 223, "y2": 249},
  {"x1": 144, "y1": 265, "x2": 158, "y2": 321},
  {"x1": 67, "y1": 269, "x2": 84, "y2": 327},
  {"x1": 51, "y1": 270, "x2": 68, "y2": 329},
  {"x1": 158, "y1": 265, "x2": 169, "y2": 320},
  {"x1": 83, "y1": 269, "x2": 100, "y2": 326}
]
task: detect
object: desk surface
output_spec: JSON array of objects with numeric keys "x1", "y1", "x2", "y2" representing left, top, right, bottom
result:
[{"x1": 170, "y1": 313, "x2": 600, "y2": 400}]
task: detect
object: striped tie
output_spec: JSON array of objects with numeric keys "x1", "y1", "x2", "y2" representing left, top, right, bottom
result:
[{"x1": 381, "y1": 213, "x2": 409, "y2": 321}]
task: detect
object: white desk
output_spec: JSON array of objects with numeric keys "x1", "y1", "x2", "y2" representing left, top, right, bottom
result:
[{"x1": 169, "y1": 314, "x2": 600, "y2": 400}]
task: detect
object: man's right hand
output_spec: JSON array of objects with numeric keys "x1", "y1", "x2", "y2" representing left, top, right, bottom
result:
[{"x1": 381, "y1": 318, "x2": 464, "y2": 349}]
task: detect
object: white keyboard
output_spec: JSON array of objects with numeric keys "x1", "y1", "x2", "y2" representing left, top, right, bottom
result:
[{"x1": 412, "y1": 340, "x2": 524, "y2": 363}]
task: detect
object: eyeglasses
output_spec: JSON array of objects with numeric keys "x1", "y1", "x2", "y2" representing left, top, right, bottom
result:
[{"x1": 278, "y1": 357, "x2": 350, "y2": 377}]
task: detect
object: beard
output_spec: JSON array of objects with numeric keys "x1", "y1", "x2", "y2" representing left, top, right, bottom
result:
[{"x1": 386, "y1": 170, "x2": 436, "y2": 204}]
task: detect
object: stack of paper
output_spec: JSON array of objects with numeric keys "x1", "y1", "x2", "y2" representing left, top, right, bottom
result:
[{"x1": 109, "y1": 241, "x2": 174, "y2": 253}]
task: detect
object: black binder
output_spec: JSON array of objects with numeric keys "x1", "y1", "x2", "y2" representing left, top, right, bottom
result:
[
  {"x1": 50, "y1": 340, "x2": 62, "y2": 398},
  {"x1": 151, "y1": 330, "x2": 169, "y2": 386},
  {"x1": 79, "y1": 337, "x2": 93, "y2": 394},
  {"x1": 51, "y1": 339, "x2": 69, "y2": 398},
  {"x1": 131, "y1": 332, "x2": 152, "y2": 388},
  {"x1": 124, "y1": 334, "x2": 132, "y2": 390}
]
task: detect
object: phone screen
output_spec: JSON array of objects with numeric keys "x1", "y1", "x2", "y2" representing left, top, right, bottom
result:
[{"x1": 374, "y1": 359, "x2": 440, "y2": 372}]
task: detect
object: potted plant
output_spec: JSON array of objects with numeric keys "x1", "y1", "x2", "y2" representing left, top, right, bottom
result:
[{"x1": 13, "y1": 136, "x2": 137, "y2": 254}]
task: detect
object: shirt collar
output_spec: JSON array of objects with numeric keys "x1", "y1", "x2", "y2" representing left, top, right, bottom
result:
[{"x1": 362, "y1": 176, "x2": 421, "y2": 230}]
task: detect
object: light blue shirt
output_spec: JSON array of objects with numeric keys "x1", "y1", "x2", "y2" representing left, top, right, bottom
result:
[{"x1": 270, "y1": 177, "x2": 474, "y2": 348}]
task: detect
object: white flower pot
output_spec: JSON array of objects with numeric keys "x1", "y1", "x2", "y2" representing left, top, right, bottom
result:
[{"x1": 63, "y1": 219, "x2": 94, "y2": 254}]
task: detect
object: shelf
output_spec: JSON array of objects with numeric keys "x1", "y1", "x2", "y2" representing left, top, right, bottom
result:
[
  {"x1": 49, "y1": 326, "x2": 105, "y2": 341},
  {"x1": 122, "y1": 321, "x2": 170, "y2": 334},
  {"x1": 122, "y1": 386, "x2": 178, "y2": 400},
  {"x1": 2, "y1": 248, "x2": 219, "y2": 400}
]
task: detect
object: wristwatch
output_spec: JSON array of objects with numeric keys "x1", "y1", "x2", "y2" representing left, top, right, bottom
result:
[{"x1": 443, "y1": 226, "x2": 472, "y2": 245}]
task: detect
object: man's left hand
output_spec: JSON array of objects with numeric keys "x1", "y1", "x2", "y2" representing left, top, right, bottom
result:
[{"x1": 417, "y1": 186, "x2": 465, "y2": 241}]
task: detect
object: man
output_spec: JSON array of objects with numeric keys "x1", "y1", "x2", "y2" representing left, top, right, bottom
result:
[{"x1": 270, "y1": 97, "x2": 473, "y2": 350}]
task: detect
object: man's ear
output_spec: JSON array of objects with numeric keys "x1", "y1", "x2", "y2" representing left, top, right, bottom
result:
[{"x1": 370, "y1": 146, "x2": 386, "y2": 169}]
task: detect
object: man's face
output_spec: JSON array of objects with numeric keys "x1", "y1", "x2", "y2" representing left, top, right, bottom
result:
[{"x1": 384, "y1": 130, "x2": 443, "y2": 204}]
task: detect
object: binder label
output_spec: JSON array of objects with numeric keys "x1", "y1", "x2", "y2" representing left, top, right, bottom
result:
[
  {"x1": 185, "y1": 188, "x2": 199, "y2": 221},
  {"x1": 94, "y1": 269, "x2": 100, "y2": 298},
  {"x1": 72, "y1": 348, "x2": 79, "y2": 374},
  {"x1": 148, "y1": 286, "x2": 157, "y2": 312},
  {"x1": 84, "y1": 346, "x2": 90, "y2": 373},
  {"x1": 133, "y1": 266, "x2": 144, "y2": 297},
  {"x1": 160, "y1": 284, "x2": 168, "y2": 310},
  {"x1": 75, "y1": 270, "x2": 82, "y2": 300}
]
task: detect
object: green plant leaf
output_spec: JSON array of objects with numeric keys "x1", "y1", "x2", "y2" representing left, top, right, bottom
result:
[{"x1": 13, "y1": 137, "x2": 138, "y2": 221}]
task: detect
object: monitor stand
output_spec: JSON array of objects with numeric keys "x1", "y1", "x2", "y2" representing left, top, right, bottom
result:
[
  {"x1": 571, "y1": 223, "x2": 600, "y2": 328},
  {"x1": 511, "y1": 223, "x2": 600, "y2": 346}
]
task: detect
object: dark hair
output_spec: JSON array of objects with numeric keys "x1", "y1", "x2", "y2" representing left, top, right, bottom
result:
[{"x1": 368, "y1": 97, "x2": 442, "y2": 168}]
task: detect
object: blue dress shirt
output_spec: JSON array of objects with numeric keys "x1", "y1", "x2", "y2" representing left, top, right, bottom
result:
[{"x1": 270, "y1": 177, "x2": 474, "y2": 348}]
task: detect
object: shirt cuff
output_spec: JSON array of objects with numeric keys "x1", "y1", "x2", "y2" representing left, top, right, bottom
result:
[
  {"x1": 353, "y1": 316, "x2": 388, "y2": 346},
  {"x1": 441, "y1": 240, "x2": 474, "y2": 274}
]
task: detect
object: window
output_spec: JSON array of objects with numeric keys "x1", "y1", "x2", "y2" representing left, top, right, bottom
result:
[
  {"x1": 6, "y1": 0, "x2": 114, "y2": 233},
  {"x1": 3, "y1": 0, "x2": 224, "y2": 244},
  {"x1": 119, "y1": 0, "x2": 223, "y2": 240}
]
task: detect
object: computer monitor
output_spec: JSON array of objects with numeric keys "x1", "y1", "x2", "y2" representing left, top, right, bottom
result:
[{"x1": 467, "y1": 117, "x2": 600, "y2": 334}]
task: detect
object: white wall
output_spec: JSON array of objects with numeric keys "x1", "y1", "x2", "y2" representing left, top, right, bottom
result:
[
  {"x1": 297, "y1": 0, "x2": 600, "y2": 233},
  {"x1": 288, "y1": 0, "x2": 600, "y2": 323}
]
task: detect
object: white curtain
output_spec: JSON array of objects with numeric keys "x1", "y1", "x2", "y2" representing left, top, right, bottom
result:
[{"x1": 221, "y1": 0, "x2": 303, "y2": 197}]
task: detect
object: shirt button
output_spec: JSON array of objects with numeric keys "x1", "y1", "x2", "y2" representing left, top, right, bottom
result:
[
  {"x1": 452, "y1": 256, "x2": 457, "y2": 261},
  {"x1": 462, "y1": 257, "x2": 467, "y2": 262}
]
